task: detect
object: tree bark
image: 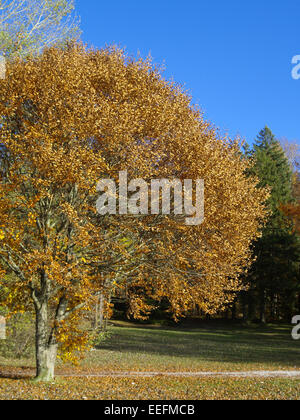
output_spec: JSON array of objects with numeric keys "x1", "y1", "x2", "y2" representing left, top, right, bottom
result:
[
  {"x1": 94, "y1": 292, "x2": 105, "y2": 331},
  {"x1": 34, "y1": 301, "x2": 57, "y2": 382},
  {"x1": 98, "y1": 292, "x2": 105, "y2": 330}
]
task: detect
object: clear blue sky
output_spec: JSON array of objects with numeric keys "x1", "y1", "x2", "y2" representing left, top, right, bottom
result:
[{"x1": 77, "y1": 0, "x2": 300, "y2": 146}]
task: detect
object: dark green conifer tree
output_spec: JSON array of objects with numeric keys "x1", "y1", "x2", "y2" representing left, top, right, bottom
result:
[{"x1": 242, "y1": 127, "x2": 299, "y2": 323}]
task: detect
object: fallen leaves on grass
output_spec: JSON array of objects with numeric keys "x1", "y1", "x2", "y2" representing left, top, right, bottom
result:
[{"x1": 0, "y1": 376, "x2": 299, "y2": 400}]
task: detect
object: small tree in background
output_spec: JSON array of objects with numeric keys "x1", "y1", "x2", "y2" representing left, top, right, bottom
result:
[
  {"x1": 280, "y1": 138, "x2": 300, "y2": 173},
  {"x1": 0, "y1": 0, "x2": 81, "y2": 57},
  {"x1": 280, "y1": 140, "x2": 300, "y2": 235}
]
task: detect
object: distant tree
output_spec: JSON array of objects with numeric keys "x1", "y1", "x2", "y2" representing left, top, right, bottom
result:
[
  {"x1": 251, "y1": 127, "x2": 293, "y2": 225},
  {"x1": 0, "y1": 0, "x2": 81, "y2": 57},
  {"x1": 243, "y1": 127, "x2": 298, "y2": 323},
  {"x1": 281, "y1": 159, "x2": 300, "y2": 234},
  {"x1": 280, "y1": 139, "x2": 300, "y2": 234},
  {"x1": 280, "y1": 138, "x2": 300, "y2": 172}
]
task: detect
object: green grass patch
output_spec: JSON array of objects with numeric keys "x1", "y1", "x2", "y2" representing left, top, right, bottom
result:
[{"x1": 81, "y1": 320, "x2": 300, "y2": 372}]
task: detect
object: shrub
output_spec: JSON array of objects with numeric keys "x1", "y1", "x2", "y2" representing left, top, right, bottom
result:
[{"x1": 0, "y1": 313, "x2": 35, "y2": 359}]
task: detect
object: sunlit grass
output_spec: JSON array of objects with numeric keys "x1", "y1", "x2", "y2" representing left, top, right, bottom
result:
[
  {"x1": 79, "y1": 320, "x2": 300, "y2": 373},
  {"x1": 1, "y1": 320, "x2": 299, "y2": 399}
]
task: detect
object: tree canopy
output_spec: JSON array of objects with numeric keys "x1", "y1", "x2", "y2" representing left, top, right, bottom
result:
[{"x1": 0, "y1": 44, "x2": 268, "y2": 380}]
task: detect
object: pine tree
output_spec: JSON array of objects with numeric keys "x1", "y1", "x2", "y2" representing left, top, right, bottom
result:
[
  {"x1": 243, "y1": 127, "x2": 299, "y2": 323},
  {"x1": 251, "y1": 126, "x2": 293, "y2": 226}
]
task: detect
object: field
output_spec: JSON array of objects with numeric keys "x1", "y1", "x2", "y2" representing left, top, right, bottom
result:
[{"x1": 0, "y1": 320, "x2": 300, "y2": 400}]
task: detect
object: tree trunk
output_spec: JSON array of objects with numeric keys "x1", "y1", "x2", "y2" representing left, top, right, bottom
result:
[
  {"x1": 98, "y1": 292, "x2": 105, "y2": 330},
  {"x1": 240, "y1": 291, "x2": 248, "y2": 322},
  {"x1": 94, "y1": 292, "x2": 105, "y2": 331},
  {"x1": 270, "y1": 293, "x2": 275, "y2": 320},
  {"x1": 34, "y1": 302, "x2": 57, "y2": 382},
  {"x1": 260, "y1": 289, "x2": 266, "y2": 324},
  {"x1": 247, "y1": 291, "x2": 255, "y2": 322},
  {"x1": 231, "y1": 302, "x2": 237, "y2": 320}
]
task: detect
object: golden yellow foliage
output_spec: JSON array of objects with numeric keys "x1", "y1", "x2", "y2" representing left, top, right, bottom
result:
[{"x1": 0, "y1": 43, "x2": 268, "y2": 379}]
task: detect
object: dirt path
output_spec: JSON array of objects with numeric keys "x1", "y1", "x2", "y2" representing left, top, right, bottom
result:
[
  {"x1": 1, "y1": 368, "x2": 300, "y2": 379},
  {"x1": 58, "y1": 370, "x2": 300, "y2": 378}
]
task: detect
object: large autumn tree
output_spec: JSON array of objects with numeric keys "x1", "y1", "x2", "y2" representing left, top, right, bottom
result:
[{"x1": 0, "y1": 44, "x2": 267, "y2": 381}]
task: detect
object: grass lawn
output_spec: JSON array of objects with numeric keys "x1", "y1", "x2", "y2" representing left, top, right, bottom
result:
[
  {"x1": 81, "y1": 320, "x2": 300, "y2": 373},
  {"x1": 0, "y1": 320, "x2": 300, "y2": 399}
]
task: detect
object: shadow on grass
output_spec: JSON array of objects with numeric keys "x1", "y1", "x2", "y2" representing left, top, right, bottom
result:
[
  {"x1": 95, "y1": 322, "x2": 300, "y2": 368},
  {"x1": 0, "y1": 367, "x2": 33, "y2": 380}
]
